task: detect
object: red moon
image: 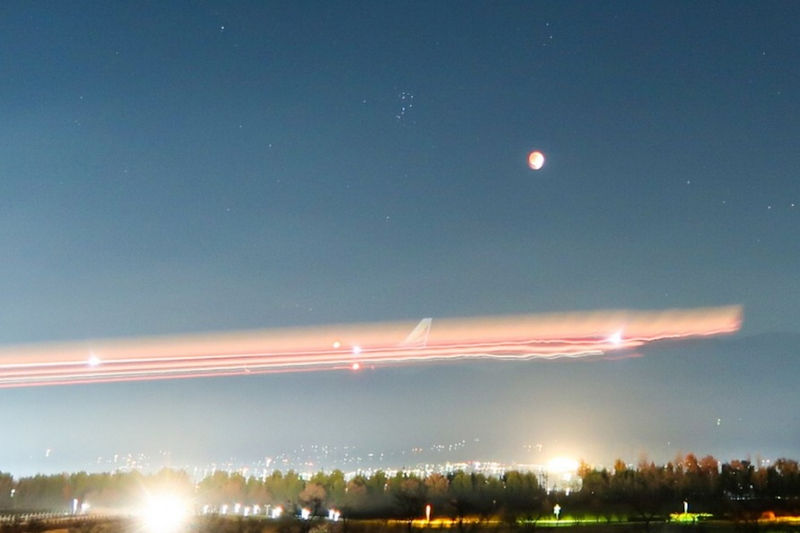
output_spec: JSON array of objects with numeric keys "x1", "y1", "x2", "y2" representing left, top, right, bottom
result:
[{"x1": 528, "y1": 150, "x2": 545, "y2": 170}]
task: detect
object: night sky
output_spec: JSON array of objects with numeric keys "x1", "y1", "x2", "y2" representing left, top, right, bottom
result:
[{"x1": 1, "y1": 2, "x2": 799, "y2": 475}]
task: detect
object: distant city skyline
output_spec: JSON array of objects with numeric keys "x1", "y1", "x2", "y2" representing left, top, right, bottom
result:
[{"x1": 8, "y1": 433, "x2": 785, "y2": 481}]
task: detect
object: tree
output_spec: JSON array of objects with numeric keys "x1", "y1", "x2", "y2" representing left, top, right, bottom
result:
[
  {"x1": 245, "y1": 476, "x2": 271, "y2": 506},
  {"x1": 0, "y1": 472, "x2": 14, "y2": 510},
  {"x1": 390, "y1": 474, "x2": 425, "y2": 524},
  {"x1": 502, "y1": 471, "x2": 544, "y2": 522},
  {"x1": 577, "y1": 467, "x2": 612, "y2": 523},
  {"x1": 424, "y1": 473, "x2": 449, "y2": 512},
  {"x1": 609, "y1": 460, "x2": 671, "y2": 530},
  {"x1": 299, "y1": 483, "x2": 326, "y2": 516},
  {"x1": 343, "y1": 476, "x2": 368, "y2": 518},
  {"x1": 448, "y1": 471, "x2": 477, "y2": 522},
  {"x1": 310, "y1": 470, "x2": 346, "y2": 509},
  {"x1": 265, "y1": 470, "x2": 304, "y2": 509}
]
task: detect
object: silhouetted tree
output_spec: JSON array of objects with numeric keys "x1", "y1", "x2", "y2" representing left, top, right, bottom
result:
[
  {"x1": 389, "y1": 474, "x2": 425, "y2": 530},
  {"x1": 0, "y1": 472, "x2": 14, "y2": 510},
  {"x1": 299, "y1": 483, "x2": 326, "y2": 516}
]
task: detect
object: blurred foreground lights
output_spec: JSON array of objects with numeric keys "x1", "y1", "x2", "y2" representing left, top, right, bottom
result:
[
  {"x1": 140, "y1": 493, "x2": 191, "y2": 533},
  {"x1": 300, "y1": 508, "x2": 311, "y2": 520},
  {"x1": 328, "y1": 509, "x2": 341, "y2": 522},
  {"x1": 72, "y1": 498, "x2": 90, "y2": 514},
  {"x1": 270, "y1": 505, "x2": 283, "y2": 519}
]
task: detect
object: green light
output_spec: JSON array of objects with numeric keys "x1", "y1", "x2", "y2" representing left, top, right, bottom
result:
[{"x1": 669, "y1": 512, "x2": 713, "y2": 523}]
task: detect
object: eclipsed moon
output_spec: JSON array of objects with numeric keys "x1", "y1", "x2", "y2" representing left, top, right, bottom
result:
[{"x1": 528, "y1": 150, "x2": 545, "y2": 170}]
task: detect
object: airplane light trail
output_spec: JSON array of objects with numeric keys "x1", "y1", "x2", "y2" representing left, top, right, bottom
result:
[{"x1": 0, "y1": 306, "x2": 742, "y2": 388}]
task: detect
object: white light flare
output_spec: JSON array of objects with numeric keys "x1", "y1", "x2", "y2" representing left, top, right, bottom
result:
[
  {"x1": 139, "y1": 493, "x2": 190, "y2": 533},
  {"x1": 547, "y1": 457, "x2": 579, "y2": 482},
  {"x1": 607, "y1": 330, "x2": 623, "y2": 346}
]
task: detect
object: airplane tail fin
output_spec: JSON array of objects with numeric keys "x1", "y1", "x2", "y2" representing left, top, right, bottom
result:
[{"x1": 402, "y1": 318, "x2": 432, "y2": 347}]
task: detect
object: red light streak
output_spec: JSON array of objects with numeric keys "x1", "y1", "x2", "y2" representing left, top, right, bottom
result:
[{"x1": 0, "y1": 306, "x2": 742, "y2": 388}]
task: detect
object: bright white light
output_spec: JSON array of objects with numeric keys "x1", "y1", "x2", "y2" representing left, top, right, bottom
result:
[
  {"x1": 270, "y1": 506, "x2": 283, "y2": 519},
  {"x1": 140, "y1": 493, "x2": 190, "y2": 533},
  {"x1": 300, "y1": 508, "x2": 311, "y2": 520},
  {"x1": 221, "y1": 504, "x2": 228, "y2": 515},
  {"x1": 547, "y1": 457, "x2": 579, "y2": 475},
  {"x1": 607, "y1": 330, "x2": 623, "y2": 346},
  {"x1": 332, "y1": 341, "x2": 341, "y2": 349},
  {"x1": 328, "y1": 509, "x2": 341, "y2": 521},
  {"x1": 351, "y1": 362, "x2": 360, "y2": 371},
  {"x1": 352, "y1": 345, "x2": 362, "y2": 355},
  {"x1": 87, "y1": 355, "x2": 101, "y2": 367}
]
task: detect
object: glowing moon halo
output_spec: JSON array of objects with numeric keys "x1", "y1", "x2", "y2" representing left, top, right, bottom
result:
[{"x1": 528, "y1": 150, "x2": 545, "y2": 170}]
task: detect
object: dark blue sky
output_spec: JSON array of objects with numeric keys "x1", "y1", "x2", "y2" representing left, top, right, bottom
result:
[{"x1": 1, "y1": 2, "x2": 798, "y2": 474}]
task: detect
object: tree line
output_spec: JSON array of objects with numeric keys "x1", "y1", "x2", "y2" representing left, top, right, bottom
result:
[
  {"x1": 1, "y1": 454, "x2": 799, "y2": 523},
  {"x1": 575, "y1": 454, "x2": 800, "y2": 525}
]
